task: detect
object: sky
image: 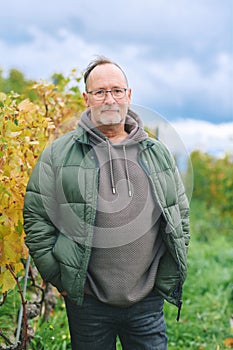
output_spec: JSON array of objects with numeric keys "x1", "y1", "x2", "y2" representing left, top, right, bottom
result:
[{"x1": 0, "y1": 0, "x2": 232, "y2": 155}]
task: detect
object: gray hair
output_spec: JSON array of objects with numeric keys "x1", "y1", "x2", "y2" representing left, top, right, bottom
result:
[{"x1": 83, "y1": 55, "x2": 128, "y2": 91}]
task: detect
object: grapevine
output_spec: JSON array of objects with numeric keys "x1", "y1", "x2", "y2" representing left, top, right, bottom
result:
[{"x1": 0, "y1": 70, "x2": 85, "y2": 348}]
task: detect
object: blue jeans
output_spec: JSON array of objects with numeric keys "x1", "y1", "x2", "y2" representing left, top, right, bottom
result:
[{"x1": 64, "y1": 292, "x2": 168, "y2": 350}]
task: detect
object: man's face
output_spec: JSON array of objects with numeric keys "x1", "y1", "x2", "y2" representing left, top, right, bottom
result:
[{"x1": 83, "y1": 64, "x2": 132, "y2": 127}]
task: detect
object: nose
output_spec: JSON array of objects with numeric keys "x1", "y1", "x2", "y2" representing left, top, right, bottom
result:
[{"x1": 104, "y1": 91, "x2": 116, "y2": 103}]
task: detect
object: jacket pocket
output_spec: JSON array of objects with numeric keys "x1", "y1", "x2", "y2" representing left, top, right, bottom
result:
[
  {"x1": 155, "y1": 250, "x2": 180, "y2": 295},
  {"x1": 53, "y1": 232, "x2": 85, "y2": 268},
  {"x1": 52, "y1": 232, "x2": 85, "y2": 296},
  {"x1": 59, "y1": 264, "x2": 81, "y2": 297}
]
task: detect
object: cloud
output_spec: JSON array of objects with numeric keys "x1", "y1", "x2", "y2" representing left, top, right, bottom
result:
[
  {"x1": 3, "y1": 0, "x2": 230, "y2": 46},
  {"x1": 132, "y1": 105, "x2": 233, "y2": 157},
  {"x1": 134, "y1": 53, "x2": 233, "y2": 117},
  {"x1": 0, "y1": 28, "x2": 98, "y2": 78},
  {"x1": 0, "y1": 0, "x2": 232, "y2": 124},
  {"x1": 171, "y1": 119, "x2": 233, "y2": 156},
  {"x1": 0, "y1": 25, "x2": 232, "y2": 124}
]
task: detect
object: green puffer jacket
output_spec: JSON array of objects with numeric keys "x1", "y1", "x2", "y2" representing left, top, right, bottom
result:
[{"x1": 23, "y1": 124, "x2": 190, "y2": 315}]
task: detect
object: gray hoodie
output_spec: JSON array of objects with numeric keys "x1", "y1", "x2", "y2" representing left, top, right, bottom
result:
[{"x1": 79, "y1": 109, "x2": 166, "y2": 306}]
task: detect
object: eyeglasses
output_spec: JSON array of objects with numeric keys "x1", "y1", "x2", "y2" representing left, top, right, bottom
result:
[{"x1": 87, "y1": 88, "x2": 128, "y2": 101}]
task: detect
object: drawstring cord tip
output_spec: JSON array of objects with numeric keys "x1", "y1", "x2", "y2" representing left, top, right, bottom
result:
[
  {"x1": 176, "y1": 301, "x2": 182, "y2": 322},
  {"x1": 112, "y1": 187, "x2": 116, "y2": 194}
]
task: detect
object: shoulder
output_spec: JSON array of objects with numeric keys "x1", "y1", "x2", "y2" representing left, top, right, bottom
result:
[
  {"x1": 142, "y1": 137, "x2": 173, "y2": 157},
  {"x1": 141, "y1": 137, "x2": 176, "y2": 169},
  {"x1": 40, "y1": 126, "x2": 87, "y2": 165}
]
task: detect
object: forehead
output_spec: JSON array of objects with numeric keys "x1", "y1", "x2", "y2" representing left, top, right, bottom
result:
[{"x1": 87, "y1": 64, "x2": 127, "y2": 88}]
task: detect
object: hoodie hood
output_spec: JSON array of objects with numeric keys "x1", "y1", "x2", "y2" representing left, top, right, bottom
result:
[
  {"x1": 78, "y1": 108, "x2": 148, "y2": 145},
  {"x1": 77, "y1": 108, "x2": 148, "y2": 197}
]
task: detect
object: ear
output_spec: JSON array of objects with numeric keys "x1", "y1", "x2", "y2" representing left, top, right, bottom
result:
[
  {"x1": 127, "y1": 88, "x2": 132, "y2": 107},
  {"x1": 83, "y1": 92, "x2": 90, "y2": 108}
]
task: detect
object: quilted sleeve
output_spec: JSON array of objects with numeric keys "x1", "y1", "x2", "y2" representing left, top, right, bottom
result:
[
  {"x1": 23, "y1": 144, "x2": 63, "y2": 292},
  {"x1": 160, "y1": 140, "x2": 191, "y2": 249}
]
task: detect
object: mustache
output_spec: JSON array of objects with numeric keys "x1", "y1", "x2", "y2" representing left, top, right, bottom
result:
[{"x1": 100, "y1": 107, "x2": 120, "y2": 112}]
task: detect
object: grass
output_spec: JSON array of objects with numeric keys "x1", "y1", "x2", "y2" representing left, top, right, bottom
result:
[
  {"x1": 0, "y1": 288, "x2": 21, "y2": 347},
  {"x1": 0, "y1": 200, "x2": 232, "y2": 349},
  {"x1": 165, "y1": 235, "x2": 233, "y2": 349},
  {"x1": 28, "y1": 300, "x2": 71, "y2": 350},
  {"x1": 164, "y1": 200, "x2": 233, "y2": 350}
]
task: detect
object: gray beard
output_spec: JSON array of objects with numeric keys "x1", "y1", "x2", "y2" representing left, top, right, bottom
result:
[{"x1": 98, "y1": 114, "x2": 123, "y2": 126}]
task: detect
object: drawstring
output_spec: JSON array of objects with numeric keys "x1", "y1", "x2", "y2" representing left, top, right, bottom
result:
[
  {"x1": 106, "y1": 139, "x2": 116, "y2": 194},
  {"x1": 106, "y1": 140, "x2": 132, "y2": 197},
  {"x1": 123, "y1": 145, "x2": 132, "y2": 197}
]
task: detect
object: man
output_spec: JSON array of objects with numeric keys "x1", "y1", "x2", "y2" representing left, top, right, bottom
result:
[{"x1": 23, "y1": 56, "x2": 190, "y2": 350}]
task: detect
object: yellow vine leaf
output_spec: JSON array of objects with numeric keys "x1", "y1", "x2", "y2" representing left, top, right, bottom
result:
[
  {"x1": 8, "y1": 131, "x2": 22, "y2": 138},
  {"x1": 0, "y1": 92, "x2": 7, "y2": 101},
  {"x1": 0, "y1": 269, "x2": 16, "y2": 293},
  {"x1": 18, "y1": 98, "x2": 36, "y2": 112},
  {"x1": 0, "y1": 71, "x2": 84, "y2": 293},
  {"x1": 2, "y1": 232, "x2": 23, "y2": 264}
]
